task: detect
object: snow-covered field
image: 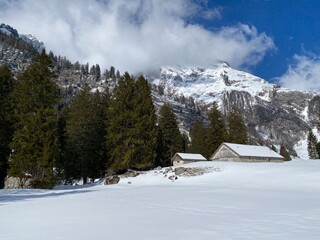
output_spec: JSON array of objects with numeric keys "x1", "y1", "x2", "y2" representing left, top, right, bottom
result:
[{"x1": 1, "y1": 159, "x2": 320, "y2": 240}]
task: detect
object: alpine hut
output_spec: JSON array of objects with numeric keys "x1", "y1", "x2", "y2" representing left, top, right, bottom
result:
[
  {"x1": 171, "y1": 153, "x2": 207, "y2": 166},
  {"x1": 210, "y1": 142, "x2": 284, "y2": 162}
]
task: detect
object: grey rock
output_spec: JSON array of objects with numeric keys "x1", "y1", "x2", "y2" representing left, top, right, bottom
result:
[
  {"x1": 4, "y1": 176, "x2": 32, "y2": 189},
  {"x1": 104, "y1": 175, "x2": 120, "y2": 185},
  {"x1": 121, "y1": 170, "x2": 140, "y2": 178}
]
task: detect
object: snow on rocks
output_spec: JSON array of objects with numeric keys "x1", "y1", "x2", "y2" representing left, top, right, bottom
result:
[{"x1": 103, "y1": 175, "x2": 120, "y2": 185}]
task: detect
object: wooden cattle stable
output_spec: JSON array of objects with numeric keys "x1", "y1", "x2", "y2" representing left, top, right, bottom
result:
[
  {"x1": 210, "y1": 142, "x2": 284, "y2": 162},
  {"x1": 171, "y1": 153, "x2": 207, "y2": 166}
]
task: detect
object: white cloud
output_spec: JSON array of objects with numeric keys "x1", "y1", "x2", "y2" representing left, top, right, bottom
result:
[
  {"x1": 278, "y1": 54, "x2": 320, "y2": 92},
  {"x1": 0, "y1": 0, "x2": 275, "y2": 74},
  {"x1": 201, "y1": 7, "x2": 223, "y2": 20}
]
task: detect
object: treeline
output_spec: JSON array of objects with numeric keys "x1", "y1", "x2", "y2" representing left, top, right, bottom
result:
[
  {"x1": 0, "y1": 50, "x2": 188, "y2": 188},
  {"x1": 47, "y1": 51, "x2": 120, "y2": 82},
  {"x1": 0, "y1": 50, "x2": 253, "y2": 189},
  {"x1": 189, "y1": 102, "x2": 248, "y2": 159}
]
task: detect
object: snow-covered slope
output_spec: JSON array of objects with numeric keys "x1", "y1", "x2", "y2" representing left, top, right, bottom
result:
[
  {"x1": 1, "y1": 160, "x2": 320, "y2": 240},
  {"x1": 153, "y1": 62, "x2": 276, "y2": 104}
]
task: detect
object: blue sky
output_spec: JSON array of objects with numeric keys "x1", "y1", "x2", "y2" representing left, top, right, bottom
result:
[
  {"x1": 196, "y1": 0, "x2": 320, "y2": 82},
  {"x1": 1, "y1": 0, "x2": 320, "y2": 91}
]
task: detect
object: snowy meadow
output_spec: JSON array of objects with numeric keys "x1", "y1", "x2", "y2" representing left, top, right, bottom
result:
[{"x1": 1, "y1": 160, "x2": 320, "y2": 240}]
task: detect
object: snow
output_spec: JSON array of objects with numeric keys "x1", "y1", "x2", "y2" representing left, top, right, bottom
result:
[
  {"x1": 1, "y1": 160, "x2": 320, "y2": 240},
  {"x1": 294, "y1": 128, "x2": 320, "y2": 159},
  {"x1": 224, "y1": 142, "x2": 284, "y2": 158},
  {"x1": 176, "y1": 152, "x2": 207, "y2": 160},
  {"x1": 153, "y1": 63, "x2": 276, "y2": 105},
  {"x1": 0, "y1": 28, "x2": 13, "y2": 36}
]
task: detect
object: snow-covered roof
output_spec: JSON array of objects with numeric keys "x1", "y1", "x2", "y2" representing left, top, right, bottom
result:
[
  {"x1": 224, "y1": 143, "x2": 284, "y2": 159},
  {"x1": 175, "y1": 153, "x2": 207, "y2": 161}
]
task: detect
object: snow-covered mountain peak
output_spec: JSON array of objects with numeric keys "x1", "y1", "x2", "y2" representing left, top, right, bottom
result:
[
  {"x1": 153, "y1": 64, "x2": 276, "y2": 104},
  {"x1": 0, "y1": 23, "x2": 19, "y2": 37},
  {"x1": 19, "y1": 34, "x2": 45, "y2": 52},
  {"x1": 0, "y1": 23, "x2": 44, "y2": 52}
]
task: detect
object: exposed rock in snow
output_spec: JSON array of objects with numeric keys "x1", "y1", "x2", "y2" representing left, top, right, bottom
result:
[
  {"x1": 104, "y1": 175, "x2": 120, "y2": 185},
  {"x1": 4, "y1": 176, "x2": 32, "y2": 189}
]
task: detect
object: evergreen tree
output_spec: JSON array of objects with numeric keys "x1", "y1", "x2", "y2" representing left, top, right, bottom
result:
[
  {"x1": 109, "y1": 66, "x2": 115, "y2": 79},
  {"x1": 307, "y1": 130, "x2": 318, "y2": 159},
  {"x1": 155, "y1": 126, "x2": 165, "y2": 167},
  {"x1": 90, "y1": 65, "x2": 96, "y2": 76},
  {"x1": 227, "y1": 107, "x2": 248, "y2": 144},
  {"x1": 73, "y1": 61, "x2": 80, "y2": 71},
  {"x1": 0, "y1": 64, "x2": 14, "y2": 188},
  {"x1": 107, "y1": 73, "x2": 157, "y2": 171},
  {"x1": 280, "y1": 145, "x2": 292, "y2": 161},
  {"x1": 316, "y1": 142, "x2": 320, "y2": 159},
  {"x1": 207, "y1": 102, "x2": 227, "y2": 155},
  {"x1": 116, "y1": 70, "x2": 120, "y2": 79},
  {"x1": 105, "y1": 69, "x2": 110, "y2": 79},
  {"x1": 95, "y1": 64, "x2": 101, "y2": 80},
  {"x1": 65, "y1": 85, "x2": 107, "y2": 182},
  {"x1": 271, "y1": 145, "x2": 277, "y2": 152},
  {"x1": 130, "y1": 76, "x2": 157, "y2": 169},
  {"x1": 55, "y1": 106, "x2": 67, "y2": 179},
  {"x1": 182, "y1": 133, "x2": 190, "y2": 153},
  {"x1": 158, "y1": 103, "x2": 183, "y2": 166},
  {"x1": 9, "y1": 50, "x2": 60, "y2": 188},
  {"x1": 85, "y1": 63, "x2": 89, "y2": 75},
  {"x1": 189, "y1": 119, "x2": 207, "y2": 157}
]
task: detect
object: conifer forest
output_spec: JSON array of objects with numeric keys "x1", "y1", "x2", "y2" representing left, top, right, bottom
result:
[{"x1": 0, "y1": 50, "x2": 251, "y2": 189}]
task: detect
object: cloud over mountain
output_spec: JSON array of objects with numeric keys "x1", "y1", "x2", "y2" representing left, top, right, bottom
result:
[
  {"x1": 278, "y1": 54, "x2": 320, "y2": 92},
  {"x1": 0, "y1": 0, "x2": 275, "y2": 73}
]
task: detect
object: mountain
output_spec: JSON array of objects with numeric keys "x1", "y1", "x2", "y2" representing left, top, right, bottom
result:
[
  {"x1": 148, "y1": 63, "x2": 320, "y2": 155},
  {"x1": 1, "y1": 24, "x2": 319, "y2": 156},
  {"x1": 0, "y1": 24, "x2": 44, "y2": 51},
  {"x1": 0, "y1": 24, "x2": 41, "y2": 71}
]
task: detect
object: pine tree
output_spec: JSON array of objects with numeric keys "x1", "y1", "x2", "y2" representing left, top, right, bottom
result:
[
  {"x1": 227, "y1": 107, "x2": 248, "y2": 144},
  {"x1": 85, "y1": 63, "x2": 89, "y2": 75},
  {"x1": 155, "y1": 126, "x2": 165, "y2": 167},
  {"x1": 181, "y1": 133, "x2": 190, "y2": 153},
  {"x1": 89, "y1": 65, "x2": 96, "y2": 75},
  {"x1": 130, "y1": 76, "x2": 157, "y2": 169},
  {"x1": 95, "y1": 64, "x2": 101, "y2": 81},
  {"x1": 189, "y1": 119, "x2": 207, "y2": 157},
  {"x1": 0, "y1": 64, "x2": 14, "y2": 188},
  {"x1": 107, "y1": 73, "x2": 157, "y2": 171},
  {"x1": 280, "y1": 145, "x2": 292, "y2": 161},
  {"x1": 158, "y1": 103, "x2": 183, "y2": 166},
  {"x1": 9, "y1": 50, "x2": 60, "y2": 188},
  {"x1": 65, "y1": 85, "x2": 107, "y2": 182},
  {"x1": 116, "y1": 70, "x2": 120, "y2": 79},
  {"x1": 207, "y1": 102, "x2": 227, "y2": 155},
  {"x1": 109, "y1": 66, "x2": 115, "y2": 79},
  {"x1": 307, "y1": 130, "x2": 318, "y2": 159}
]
